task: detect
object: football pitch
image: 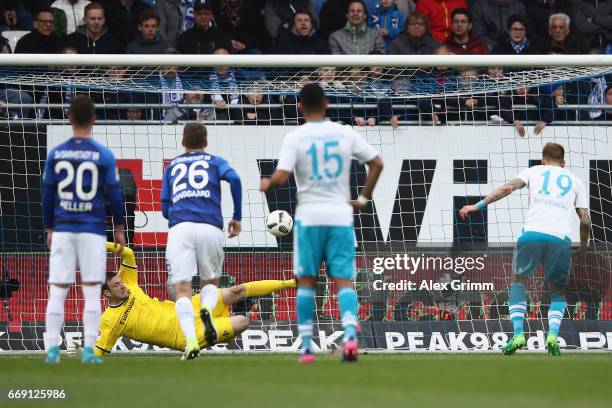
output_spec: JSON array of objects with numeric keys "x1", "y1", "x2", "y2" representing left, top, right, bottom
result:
[{"x1": 0, "y1": 353, "x2": 610, "y2": 408}]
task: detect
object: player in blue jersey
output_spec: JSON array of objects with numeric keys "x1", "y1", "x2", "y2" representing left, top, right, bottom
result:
[
  {"x1": 161, "y1": 122, "x2": 242, "y2": 360},
  {"x1": 42, "y1": 95, "x2": 126, "y2": 364},
  {"x1": 460, "y1": 143, "x2": 591, "y2": 356},
  {"x1": 260, "y1": 83, "x2": 384, "y2": 363}
]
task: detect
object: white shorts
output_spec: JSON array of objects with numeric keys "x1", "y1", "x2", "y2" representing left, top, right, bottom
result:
[
  {"x1": 166, "y1": 222, "x2": 225, "y2": 284},
  {"x1": 48, "y1": 232, "x2": 106, "y2": 284}
]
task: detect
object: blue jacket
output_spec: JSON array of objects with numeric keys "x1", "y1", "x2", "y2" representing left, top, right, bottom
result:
[{"x1": 367, "y1": 3, "x2": 406, "y2": 51}]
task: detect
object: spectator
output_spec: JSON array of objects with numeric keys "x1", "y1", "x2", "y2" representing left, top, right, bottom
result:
[
  {"x1": 0, "y1": 36, "x2": 11, "y2": 53},
  {"x1": 215, "y1": 0, "x2": 269, "y2": 54},
  {"x1": 572, "y1": 0, "x2": 612, "y2": 51},
  {"x1": 545, "y1": 12, "x2": 591, "y2": 54},
  {"x1": 389, "y1": 11, "x2": 439, "y2": 54},
  {"x1": 364, "y1": 0, "x2": 414, "y2": 16},
  {"x1": 319, "y1": 0, "x2": 351, "y2": 38},
  {"x1": 523, "y1": 0, "x2": 574, "y2": 42},
  {"x1": 593, "y1": 85, "x2": 612, "y2": 121},
  {"x1": 492, "y1": 14, "x2": 541, "y2": 54},
  {"x1": 444, "y1": 8, "x2": 489, "y2": 55},
  {"x1": 158, "y1": 64, "x2": 184, "y2": 121},
  {"x1": 66, "y1": 2, "x2": 122, "y2": 54},
  {"x1": 99, "y1": 0, "x2": 150, "y2": 50},
  {"x1": 264, "y1": 0, "x2": 316, "y2": 40},
  {"x1": 153, "y1": 0, "x2": 184, "y2": 46},
  {"x1": 209, "y1": 48, "x2": 239, "y2": 107},
  {"x1": 275, "y1": 10, "x2": 330, "y2": 54},
  {"x1": 231, "y1": 93, "x2": 283, "y2": 125},
  {"x1": 367, "y1": 0, "x2": 406, "y2": 52},
  {"x1": 329, "y1": 0, "x2": 385, "y2": 54},
  {"x1": 0, "y1": 35, "x2": 34, "y2": 119},
  {"x1": 414, "y1": 0, "x2": 467, "y2": 43},
  {"x1": 51, "y1": 0, "x2": 91, "y2": 35},
  {"x1": 470, "y1": 0, "x2": 525, "y2": 51},
  {"x1": 126, "y1": 9, "x2": 173, "y2": 53},
  {"x1": 0, "y1": 1, "x2": 33, "y2": 31},
  {"x1": 497, "y1": 86, "x2": 557, "y2": 137},
  {"x1": 176, "y1": 86, "x2": 215, "y2": 122},
  {"x1": 15, "y1": 8, "x2": 66, "y2": 53},
  {"x1": 176, "y1": 2, "x2": 232, "y2": 54}
]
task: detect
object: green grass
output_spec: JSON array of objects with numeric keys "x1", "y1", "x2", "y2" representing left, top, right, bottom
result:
[{"x1": 1, "y1": 353, "x2": 611, "y2": 408}]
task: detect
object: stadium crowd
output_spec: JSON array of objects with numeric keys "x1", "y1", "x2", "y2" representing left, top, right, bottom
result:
[{"x1": 0, "y1": 0, "x2": 611, "y2": 128}]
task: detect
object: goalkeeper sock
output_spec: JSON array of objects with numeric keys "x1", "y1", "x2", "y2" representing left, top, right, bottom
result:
[
  {"x1": 509, "y1": 283, "x2": 527, "y2": 336},
  {"x1": 44, "y1": 285, "x2": 69, "y2": 350},
  {"x1": 175, "y1": 297, "x2": 197, "y2": 341},
  {"x1": 244, "y1": 280, "x2": 295, "y2": 297},
  {"x1": 297, "y1": 287, "x2": 315, "y2": 353},
  {"x1": 82, "y1": 284, "x2": 102, "y2": 348},
  {"x1": 338, "y1": 287, "x2": 358, "y2": 342},
  {"x1": 548, "y1": 291, "x2": 566, "y2": 337},
  {"x1": 200, "y1": 284, "x2": 219, "y2": 311}
]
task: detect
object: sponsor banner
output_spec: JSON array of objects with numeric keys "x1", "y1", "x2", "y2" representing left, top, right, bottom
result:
[{"x1": 2, "y1": 320, "x2": 611, "y2": 352}]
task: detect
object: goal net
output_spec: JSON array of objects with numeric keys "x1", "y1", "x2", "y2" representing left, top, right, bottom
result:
[{"x1": 0, "y1": 54, "x2": 611, "y2": 353}]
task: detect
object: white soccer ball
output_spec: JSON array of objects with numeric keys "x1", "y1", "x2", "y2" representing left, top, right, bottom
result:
[{"x1": 266, "y1": 210, "x2": 293, "y2": 237}]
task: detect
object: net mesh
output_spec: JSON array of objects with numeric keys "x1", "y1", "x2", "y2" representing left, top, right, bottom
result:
[{"x1": 0, "y1": 63, "x2": 611, "y2": 353}]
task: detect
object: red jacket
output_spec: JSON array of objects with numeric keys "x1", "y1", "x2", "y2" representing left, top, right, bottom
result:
[
  {"x1": 415, "y1": 0, "x2": 468, "y2": 44},
  {"x1": 444, "y1": 34, "x2": 490, "y2": 55}
]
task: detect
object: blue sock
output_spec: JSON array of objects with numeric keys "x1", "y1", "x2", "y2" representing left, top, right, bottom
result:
[
  {"x1": 548, "y1": 291, "x2": 566, "y2": 337},
  {"x1": 297, "y1": 287, "x2": 315, "y2": 353},
  {"x1": 338, "y1": 287, "x2": 358, "y2": 342},
  {"x1": 509, "y1": 283, "x2": 527, "y2": 336}
]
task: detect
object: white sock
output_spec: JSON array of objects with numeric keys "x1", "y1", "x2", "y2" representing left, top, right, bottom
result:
[
  {"x1": 82, "y1": 284, "x2": 102, "y2": 348},
  {"x1": 175, "y1": 297, "x2": 196, "y2": 340},
  {"x1": 44, "y1": 285, "x2": 68, "y2": 350},
  {"x1": 200, "y1": 284, "x2": 219, "y2": 311}
]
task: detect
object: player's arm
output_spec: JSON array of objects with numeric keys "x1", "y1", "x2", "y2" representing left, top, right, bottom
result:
[
  {"x1": 349, "y1": 129, "x2": 384, "y2": 210},
  {"x1": 106, "y1": 242, "x2": 138, "y2": 285},
  {"x1": 459, "y1": 178, "x2": 526, "y2": 220},
  {"x1": 94, "y1": 318, "x2": 120, "y2": 357},
  {"x1": 576, "y1": 208, "x2": 591, "y2": 251},
  {"x1": 42, "y1": 154, "x2": 56, "y2": 248},
  {"x1": 105, "y1": 153, "x2": 126, "y2": 249},
  {"x1": 219, "y1": 158, "x2": 243, "y2": 238},
  {"x1": 260, "y1": 135, "x2": 295, "y2": 192},
  {"x1": 161, "y1": 164, "x2": 171, "y2": 220}
]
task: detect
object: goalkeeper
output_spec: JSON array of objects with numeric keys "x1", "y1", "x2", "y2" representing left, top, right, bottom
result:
[{"x1": 95, "y1": 243, "x2": 296, "y2": 358}]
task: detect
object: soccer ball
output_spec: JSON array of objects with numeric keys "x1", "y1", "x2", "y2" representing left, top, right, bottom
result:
[{"x1": 266, "y1": 210, "x2": 293, "y2": 237}]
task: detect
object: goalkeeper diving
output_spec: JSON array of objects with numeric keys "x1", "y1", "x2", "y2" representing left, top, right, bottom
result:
[
  {"x1": 460, "y1": 142, "x2": 591, "y2": 356},
  {"x1": 95, "y1": 243, "x2": 296, "y2": 357}
]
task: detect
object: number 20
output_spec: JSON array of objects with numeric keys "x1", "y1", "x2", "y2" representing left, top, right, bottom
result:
[{"x1": 55, "y1": 160, "x2": 98, "y2": 201}]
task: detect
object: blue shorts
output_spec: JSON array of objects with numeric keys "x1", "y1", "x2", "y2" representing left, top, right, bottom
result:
[
  {"x1": 513, "y1": 231, "x2": 572, "y2": 286},
  {"x1": 293, "y1": 221, "x2": 355, "y2": 280}
]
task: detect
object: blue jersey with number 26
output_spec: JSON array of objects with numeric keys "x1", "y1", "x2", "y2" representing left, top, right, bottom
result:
[{"x1": 161, "y1": 151, "x2": 242, "y2": 229}]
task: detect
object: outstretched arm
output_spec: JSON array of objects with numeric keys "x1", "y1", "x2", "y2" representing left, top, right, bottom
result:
[{"x1": 459, "y1": 178, "x2": 526, "y2": 220}]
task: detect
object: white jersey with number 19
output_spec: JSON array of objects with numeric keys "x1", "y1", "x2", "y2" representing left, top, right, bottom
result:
[
  {"x1": 516, "y1": 165, "x2": 588, "y2": 240},
  {"x1": 276, "y1": 121, "x2": 378, "y2": 227}
]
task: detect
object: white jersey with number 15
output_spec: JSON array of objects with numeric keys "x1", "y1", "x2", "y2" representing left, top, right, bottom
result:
[{"x1": 276, "y1": 121, "x2": 378, "y2": 227}]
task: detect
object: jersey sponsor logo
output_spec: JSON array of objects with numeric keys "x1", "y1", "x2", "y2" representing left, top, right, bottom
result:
[
  {"x1": 119, "y1": 297, "x2": 136, "y2": 325},
  {"x1": 54, "y1": 150, "x2": 100, "y2": 162}
]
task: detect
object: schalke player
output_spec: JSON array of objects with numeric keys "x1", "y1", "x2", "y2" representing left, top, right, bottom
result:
[
  {"x1": 161, "y1": 123, "x2": 242, "y2": 360},
  {"x1": 42, "y1": 95, "x2": 126, "y2": 364},
  {"x1": 260, "y1": 83, "x2": 384, "y2": 363},
  {"x1": 460, "y1": 142, "x2": 591, "y2": 356},
  {"x1": 96, "y1": 243, "x2": 296, "y2": 356}
]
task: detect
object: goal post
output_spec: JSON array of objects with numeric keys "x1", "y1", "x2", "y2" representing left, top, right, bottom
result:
[{"x1": 0, "y1": 54, "x2": 611, "y2": 353}]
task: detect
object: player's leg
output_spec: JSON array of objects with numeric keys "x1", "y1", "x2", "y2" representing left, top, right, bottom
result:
[
  {"x1": 543, "y1": 237, "x2": 571, "y2": 356},
  {"x1": 196, "y1": 224, "x2": 225, "y2": 346},
  {"x1": 220, "y1": 279, "x2": 297, "y2": 306},
  {"x1": 44, "y1": 232, "x2": 75, "y2": 364},
  {"x1": 326, "y1": 226, "x2": 358, "y2": 362},
  {"x1": 294, "y1": 221, "x2": 324, "y2": 363},
  {"x1": 77, "y1": 233, "x2": 107, "y2": 364},
  {"x1": 167, "y1": 223, "x2": 199, "y2": 360},
  {"x1": 504, "y1": 232, "x2": 541, "y2": 354}
]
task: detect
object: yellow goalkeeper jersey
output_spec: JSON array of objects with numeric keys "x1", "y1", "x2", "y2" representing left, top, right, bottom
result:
[{"x1": 95, "y1": 243, "x2": 231, "y2": 357}]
